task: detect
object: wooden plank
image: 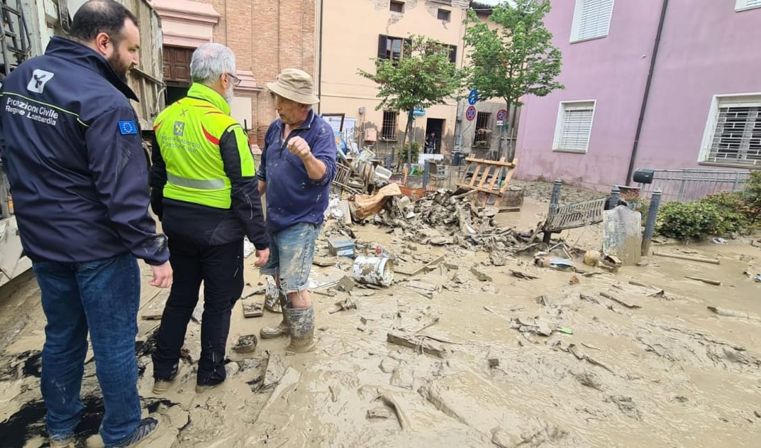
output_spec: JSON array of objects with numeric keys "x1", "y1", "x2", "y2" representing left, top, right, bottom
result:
[
  {"x1": 498, "y1": 159, "x2": 517, "y2": 194},
  {"x1": 469, "y1": 164, "x2": 482, "y2": 187},
  {"x1": 387, "y1": 331, "x2": 446, "y2": 358},
  {"x1": 477, "y1": 165, "x2": 492, "y2": 189},
  {"x1": 686, "y1": 276, "x2": 722, "y2": 286},
  {"x1": 652, "y1": 251, "x2": 720, "y2": 265},
  {"x1": 464, "y1": 157, "x2": 516, "y2": 168},
  {"x1": 486, "y1": 165, "x2": 503, "y2": 192},
  {"x1": 600, "y1": 292, "x2": 641, "y2": 309}
]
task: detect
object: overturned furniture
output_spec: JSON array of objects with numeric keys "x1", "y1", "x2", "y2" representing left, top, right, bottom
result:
[
  {"x1": 456, "y1": 158, "x2": 519, "y2": 207},
  {"x1": 542, "y1": 180, "x2": 607, "y2": 243}
]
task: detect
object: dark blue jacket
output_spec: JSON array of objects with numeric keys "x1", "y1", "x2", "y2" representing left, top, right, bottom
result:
[
  {"x1": 257, "y1": 110, "x2": 337, "y2": 233},
  {"x1": 0, "y1": 37, "x2": 169, "y2": 265}
]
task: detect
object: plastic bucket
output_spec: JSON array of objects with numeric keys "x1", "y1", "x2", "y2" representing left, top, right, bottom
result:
[{"x1": 352, "y1": 256, "x2": 394, "y2": 287}]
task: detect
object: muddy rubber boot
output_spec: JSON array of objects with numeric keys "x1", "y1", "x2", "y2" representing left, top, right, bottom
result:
[
  {"x1": 260, "y1": 293, "x2": 290, "y2": 339},
  {"x1": 286, "y1": 306, "x2": 315, "y2": 353}
]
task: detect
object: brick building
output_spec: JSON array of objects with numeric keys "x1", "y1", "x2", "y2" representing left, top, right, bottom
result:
[{"x1": 150, "y1": 0, "x2": 316, "y2": 145}]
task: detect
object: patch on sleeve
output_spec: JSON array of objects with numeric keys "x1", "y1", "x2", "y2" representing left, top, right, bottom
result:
[{"x1": 118, "y1": 120, "x2": 138, "y2": 135}]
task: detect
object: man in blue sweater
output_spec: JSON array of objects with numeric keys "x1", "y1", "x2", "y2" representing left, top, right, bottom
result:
[{"x1": 258, "y1": 68, "x2": 336, "y2": 352}]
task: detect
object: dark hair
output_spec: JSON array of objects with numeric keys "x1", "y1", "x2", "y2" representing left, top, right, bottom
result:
[{"x1": 69, "y1": 0, "x2": 139, "y2": 43}]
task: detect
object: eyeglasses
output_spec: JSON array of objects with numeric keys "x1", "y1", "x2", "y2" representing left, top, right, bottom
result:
[{"x1": 226, "y1": 73, "x2": 241, "y2": 87}]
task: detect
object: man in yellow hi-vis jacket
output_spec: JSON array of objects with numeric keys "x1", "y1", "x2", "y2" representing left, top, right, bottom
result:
[{"x1": 149, "y1": 43, "x2": 269, "y2": 394}]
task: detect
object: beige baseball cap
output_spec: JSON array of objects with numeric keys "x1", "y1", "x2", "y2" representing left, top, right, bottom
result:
[{"x1": 266, "y1": 68, "x2": 319, "y2": 105}]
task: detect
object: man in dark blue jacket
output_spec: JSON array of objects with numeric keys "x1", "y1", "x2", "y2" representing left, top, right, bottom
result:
[
  {"x1": 0, "y1": 1, "x2": 171, "y2": 446},
  {"x1": 257, "y1": 68, "x2": 336, "y2": 352}
]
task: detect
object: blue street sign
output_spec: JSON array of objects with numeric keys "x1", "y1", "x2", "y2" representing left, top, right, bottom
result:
[
  {"x1": 413, "y1": 107, "x2": 426, "y2": 117},
  {"x1": 468, "y1": 89, "x2": 479, "y2": 105}
]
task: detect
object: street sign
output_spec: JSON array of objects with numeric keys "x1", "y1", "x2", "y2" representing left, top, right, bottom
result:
[
  {"x1": 467, "y1": 89, "x2": 479, "y2": 105},
  {"x1": 496, "y1": 120, "x2": 504, "y2": 127},
  {"x1": 465, "y1": 105, "x2": 477, "y2": 121},
  {"x1": 413, "y1": 107, "x2": 426, "y2": 117},
  {"x1": 496, "y1": 109, "x2": 507, "y2": 121}
]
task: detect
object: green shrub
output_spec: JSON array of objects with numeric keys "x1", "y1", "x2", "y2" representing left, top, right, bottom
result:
[
  {"x1": 656, "y1": 201, "x2": 722, "y2": 241},
  {"x1": 744, "y1": 171, "x2": 761, "y2": 220},
  {"x1": 700, "y1": 191, "x2": 752, "y2": 235}
]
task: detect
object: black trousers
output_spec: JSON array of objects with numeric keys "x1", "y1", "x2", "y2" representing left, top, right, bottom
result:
[{"x1": 152, "y1": 232, "x2": 243, "y2": 385}]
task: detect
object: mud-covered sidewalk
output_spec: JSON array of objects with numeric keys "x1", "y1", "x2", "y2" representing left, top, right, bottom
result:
[{"x1": 1, "y1": 186, "x2": 760, "y2": 447}]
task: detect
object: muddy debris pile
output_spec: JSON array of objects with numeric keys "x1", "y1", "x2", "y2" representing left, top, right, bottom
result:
[{"x1": 372, "y1": 189, "x2": 530, "y2": 251}]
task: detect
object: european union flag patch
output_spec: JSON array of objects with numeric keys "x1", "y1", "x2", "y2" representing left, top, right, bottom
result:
[{"x1": 118, "y1": 120, "x2": 138, "y2": 135}]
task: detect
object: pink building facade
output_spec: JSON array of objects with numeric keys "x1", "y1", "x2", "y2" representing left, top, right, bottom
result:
[{"x1": 515, "y1": 0, "x2": 761, "y2": 191}]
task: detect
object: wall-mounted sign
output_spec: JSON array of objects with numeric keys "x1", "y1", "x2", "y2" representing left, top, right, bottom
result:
[{"x1": 468, "y1": 89, "x2": 479, "y2": 105}]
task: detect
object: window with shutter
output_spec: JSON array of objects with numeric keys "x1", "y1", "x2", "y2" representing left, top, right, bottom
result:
[
  {"x1": 736, "y1": 0, "x2": 761, "y2": 11},
  {"x1": 702, "y1": 96, "x2": 761, "y2": 166},
  {"x1": 570, "y1": 0, "x2": 615, "y2": 43},
  {"x1": 553, "y1": 101, "x2": 596, "y2": 153}
]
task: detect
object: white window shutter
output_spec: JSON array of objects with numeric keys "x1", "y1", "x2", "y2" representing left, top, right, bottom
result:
[
  {"x1": 554, "y1": 101, "x2": 595, "y2": 152},
  {"x1": 571, "y1": 0, "x2": 615, "y2": 42}
]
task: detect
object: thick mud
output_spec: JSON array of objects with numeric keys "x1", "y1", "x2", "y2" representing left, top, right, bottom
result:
[{"x1": 0, "y1": 196, "x2": 759, "y2": 447}]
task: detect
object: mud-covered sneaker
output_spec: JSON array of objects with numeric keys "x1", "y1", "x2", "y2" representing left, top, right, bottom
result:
[
  {"x1": 152, "y1": 363, "x2": 182, "y2": 395},
  {"x1": 112, "y1": 417, "x2": 158, "y2": 447},
  {"x1": 49, "y1": 435, "x2": 75, "y2": 448},
  {"x1": 195, "y1": 381, "x2": 224, "y2": 393}
]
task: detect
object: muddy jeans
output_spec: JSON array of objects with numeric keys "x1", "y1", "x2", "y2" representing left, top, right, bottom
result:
[
  {"x1": 32, "y1": 253, "x2": 142, "y2": 446},
  {"x1": 152, "y1": 233, "x2": 243, "y2": 386},
  {"x1": 259, "y1": 223, "x2": 321, "y2": 296}
]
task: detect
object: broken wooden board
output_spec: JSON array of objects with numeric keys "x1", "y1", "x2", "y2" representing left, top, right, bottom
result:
[
  {"x1": 600, "y1": 291, "x2": 641, "y2": 309},
  {"x1": 707, "y1": 306, "x2": 761, "y2": 322},
  {"x1": 686, "y1": 276, "x2": 722, "y2": 286},
  {"x1": 456, "y1": 158, "x2": 518, "y2": 207},
  {"x1": 653, "y1": 251, "x2": 720, "y2": 265},
  {"x1": 396, "y1": 255, "x2": 445, "y2": 276},
  {"x1": 386, "y1": 331, "x2": 446, "y2": 358}
]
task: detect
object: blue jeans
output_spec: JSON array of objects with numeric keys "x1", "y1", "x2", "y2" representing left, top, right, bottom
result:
[
  {"x1": 260, "y1": 223, "x2": 321, "y2": 295},
  {"x1": 33, "y1": 253, "x2": 142, "y2": 446}
]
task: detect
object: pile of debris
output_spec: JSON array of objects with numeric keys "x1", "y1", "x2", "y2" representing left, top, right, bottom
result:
[{"x1": 371, "y1": 189, "x2": 528, "y2": 251}]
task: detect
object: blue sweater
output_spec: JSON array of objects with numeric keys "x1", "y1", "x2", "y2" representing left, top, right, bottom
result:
[{"x1": 257, "y1": 111, "x2": 337, "y2": 233}]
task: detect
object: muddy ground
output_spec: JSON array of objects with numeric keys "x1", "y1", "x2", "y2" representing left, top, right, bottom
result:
[{"x1": 0, "y1": 187, "x2": 760, "y2": 447}]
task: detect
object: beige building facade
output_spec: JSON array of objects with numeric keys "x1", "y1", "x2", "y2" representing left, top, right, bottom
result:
[
  {"x1": 318, "y1": 0, "x2": 471, "y2": 161},
  {"x1": 318, "y1": 0, "x2": 510, "y2": 161}
]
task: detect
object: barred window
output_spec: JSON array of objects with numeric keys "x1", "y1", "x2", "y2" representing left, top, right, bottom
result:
[
  {"x1": 703, "y1": 97, "x2": 761, "y2": 166},
  {"x1": 381, "y1": 111, "x2": 398, "y2": 140}
]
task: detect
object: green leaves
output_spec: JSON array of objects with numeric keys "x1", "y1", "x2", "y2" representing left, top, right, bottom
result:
[
  {"x1": 464, "y1": 0, "x2": 563, "y2": 107},
  {"x1": 359, "y1": 35, "x2": 466, "y2": 113}
]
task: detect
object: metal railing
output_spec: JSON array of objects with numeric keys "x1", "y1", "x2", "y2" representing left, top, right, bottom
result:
[{"x1": 638, "y1": 168, "x2": 751, "y2": 202}]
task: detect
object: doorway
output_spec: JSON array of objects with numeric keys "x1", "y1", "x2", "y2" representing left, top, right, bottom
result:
[{"x1": 425, "y1": 118, "x2": 444, "y2": 154}]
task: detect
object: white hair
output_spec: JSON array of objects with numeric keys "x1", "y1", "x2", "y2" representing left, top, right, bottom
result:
[{"x1": 190, "y1": 43, "x2": 236, "y2": 85}]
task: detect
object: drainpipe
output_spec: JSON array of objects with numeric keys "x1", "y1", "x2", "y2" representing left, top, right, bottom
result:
[
  {"x1": 625, "y1": 0, "x2": 669, "y2": 185},
  {"x1": 317, "y1": 0, "x2": 324, "y2": 114}
]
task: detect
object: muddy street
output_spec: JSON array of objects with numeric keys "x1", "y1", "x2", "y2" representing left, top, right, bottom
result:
[{"x1": 0, "y1": 195, "x2": 760, "y2": 447}]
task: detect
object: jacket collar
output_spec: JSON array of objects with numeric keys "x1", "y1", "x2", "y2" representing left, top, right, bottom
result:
[
  {"x1": 44, "y1": 36, "x2": 138, "y2": 101},
  {"x1": 187, "y1": 83, "x2": 231, "y2": 114}
]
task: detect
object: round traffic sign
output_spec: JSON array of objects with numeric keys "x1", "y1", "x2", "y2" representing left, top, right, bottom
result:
[
  {"x1": 496, "y1": 109, "x2": 507, "y2": 121},
  {"x1": 465, "y1": 105, "x2": 477, "y2": 121}
]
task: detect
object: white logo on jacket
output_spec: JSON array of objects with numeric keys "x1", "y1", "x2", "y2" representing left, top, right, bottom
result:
[{"x1": 26, "y1": 70, "x2": 55, "y2": 94}]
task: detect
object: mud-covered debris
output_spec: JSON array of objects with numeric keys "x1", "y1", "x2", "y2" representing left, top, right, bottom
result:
[
  {"x1": 242, "y1": 302, "x2": 263, "y2": 318},
  {"x1": 488, "y1": 358, "x2": 500, "y2": 369},
  {"x1": 232, "y1": 335, "x2": 257, "y2": 353},
  {"x1": 606, "y1": 395, "x2": 642, "y2": 420},
  {"x1": 510, "y1": 270, "x2": 538, "y2": 280},
  {"x1": 470, "y1": 266, "x2": 493, "y2": 282},
  {"x1": 386, "y1": 331, "x2": 446, "y2": 358},
  {"x1": 329, "y1": 297, "x2": 357, "y2": 314},
  {"x1": 573, "y1": 371, "x2": 603, "y2": 390},
  {"x1": 379, "y1": 357, "x2": 399, "y2": 373},
  {"x1": 509, "y1": 317, "x2": 554, "y2": 337},
  {"x1": 489, "y1": 251, "x2": 508, "y2": 266},
  {"x1": 366, "y1": 406, "x2": 394, "y2": 420},
  {"x1": 336, "y1": 275, "x2": 355, "y2": 292}
]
